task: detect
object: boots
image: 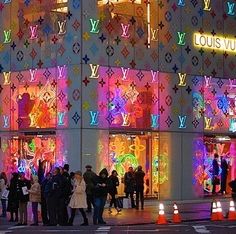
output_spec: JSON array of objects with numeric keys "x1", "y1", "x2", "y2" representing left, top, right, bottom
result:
[
  {"x1": 80, "y1": 218, "x2": 88, "y2": 226},
  {"x1": 116, "y1": 207, "x2": 121, "y2": 213}
]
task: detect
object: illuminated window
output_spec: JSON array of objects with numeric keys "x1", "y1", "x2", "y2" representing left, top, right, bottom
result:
[{"x1": 97, "y1": 0, "x2": 157, "y2": 48}]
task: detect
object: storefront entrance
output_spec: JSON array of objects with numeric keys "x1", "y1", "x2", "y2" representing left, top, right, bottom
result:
[
  {"x1": 203, "y1": 135, "x2": 236, "y2": 195},
  {"x1": 108, "y1": 132, "x2": 165, "y2": 197}
]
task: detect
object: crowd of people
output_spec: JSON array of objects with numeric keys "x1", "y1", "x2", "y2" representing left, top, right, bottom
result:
[{"x1": 0, "y1": 164, "x2": 146, "y2": 226}]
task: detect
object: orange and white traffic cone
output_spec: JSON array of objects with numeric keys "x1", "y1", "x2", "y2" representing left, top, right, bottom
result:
[
  {"x1": 211, "y1": 201, "x2": 218, "y2": 221},
  {"x1": 172, "y1": 203, "x2": 181, "y2": 223},
  {"x1": 156, "y1": 203, "x2": 168, "y2": 224},
  {"x1": 228, "y1": 201, "x2": 236, "y2": 221},
  {"x1": 216, "y1": 201, "x2": 224, "y2": 220}
]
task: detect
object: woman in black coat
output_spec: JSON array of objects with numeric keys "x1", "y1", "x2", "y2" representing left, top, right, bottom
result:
[
  {"x1": 7, "y1": 173, "x2": 19, "y2": 222},
  {"x1": 108, "y1": 170, "x2": 121, "y2": 213}
]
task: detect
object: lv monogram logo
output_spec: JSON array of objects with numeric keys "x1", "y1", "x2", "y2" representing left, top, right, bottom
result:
[
  {"x1": 151, "y1": 70, "x2": 159, "y2": 83},
  {"x1": 3, "y1": 115, "x2": 9, "y2": 128},
  {"x1": 178, "y1": 73, "x2": 187, "y2": 87},
  {"x1": 151, "y1": 114, "x2": 160, "y2": 128},
  {"x1": 177, "y1": 32, "x2": 186, "y2": 46},
  {"x1": 58, "y1": 20, "x2": 67, "y2": 35},
  {"x1": 204, "y1": 117, "x2": 213, "y2": 130},
  {"x1": 89, "y1": 111, "x2": 99, "y2": 126},
  {"x1": 178, "y1": 115, "x2": 187, "y2": 129},
  {"x1": 57, "y1": 65, "x2": 66, "y2": 79},
  {"x1": 151, "y1": 28, "x2": 158, "y2": 41},
  {"x1": 30, "y1": 25, "x2": 38, "y2": 39},
  {"x1": 89, "y1": 64, "x2": 100, "y2": 79},
  {"x1": 121, "y1": 67, "x2": 130, "y2": 81},
  {"x1": 204, "y1": 76, "x2": 212, "y2": 87},
  {"x1": 203, "y1": 0, "x2": 211, "y2": 11},
  {"x1": 178, "y1": 0, "x2": 185, "y2": 6},
  {"x1": 58, "y1": 112, "x2": 65, "y2": 126},
  {"x1": 227, "y1": 2, "x2": 235, "y2": 16},
  {"x1": 3, "y1": 72, "x2": 11, "y2": 85},
  {"x1": 29, "y1": 69, "x2": 37, "y2": 82},
  {"x1": 90, "y1": 19, "x2": 100, "y2": 33},
  {"x1": 121, "y1": 113, "x2": 130, "y2": 126},
  {"x1": 3, "y1": 30, "x2": 11, "y2": 43},
  {"x1": 121, "y1": 23, "x2": 130, "y2": 38}
]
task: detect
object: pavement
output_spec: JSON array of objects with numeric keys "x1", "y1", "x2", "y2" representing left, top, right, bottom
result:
[{"x1": 0, "y1": 196, "x2": 233, "y2": 227}]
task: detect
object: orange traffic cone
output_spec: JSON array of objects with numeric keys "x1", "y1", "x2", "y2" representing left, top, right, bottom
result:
[
  {"x1": 172, "y1": 203, "x2": 181, "y2": 223},
  {"x1": 228, "y1": 201, "x2": 236, "y2": 221},
  {"x1": 216, "y1": 201, "x2": 224, "y2": 220},
  {"x1": 211, "y1": 201, "x2": 218, "y2": 221},
  {"x1": 157, "y1": 203, "x2": 168, "y2": 224}
]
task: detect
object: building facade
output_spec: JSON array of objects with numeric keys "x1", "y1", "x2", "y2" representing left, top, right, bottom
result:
[{"x1": 0, "y1": 0, "x2": 236, "y2": 200}]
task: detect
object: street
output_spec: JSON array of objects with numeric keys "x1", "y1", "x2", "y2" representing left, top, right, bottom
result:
[{"x1": 1, "y1": 221, "x2": 236, "y2": 234}]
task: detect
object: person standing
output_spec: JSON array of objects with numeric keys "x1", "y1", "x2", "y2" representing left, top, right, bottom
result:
[
  {"x1": 28, "y1": 175, "x2": 41, "y2": 226},
  {"x1": 41, "y1": 172, "x2": 51, "y2": 225},
  {"x1": 212, "y1": 153, "x2": 220, "y2": 194},
  {"x1": 0, "y1": 172, "x2": 8, "y2": 217},
  {"x1": 124, "y1": 167, "x2": 136, "y2": 208},
  {"x1": 220, "y1": 155, "x2": 229, "y2": 194},
  {"x1": 16, "y1": 172, "x2": 31, "y2": 226},
  {"x1": 46, "y1": 167, "x2": 63, "y2": 226},
  {"x1": 83, "y1": 165, "x2": 96, "y2": 213},
  {"x1": 7, "y1": 173, "x2": 19, "y2": 222},
  {"x1": 68, "y1": 171, "x2": 88, "y2": 226},
  {"x1": 229, "y1": 178, "x2": 236, "y2": 202},
  {"x1": 108, "y1": 170, "x2": 121, "y2": 213},
  {"x1": 134, "y1": 166, "x2": 145, "y2": 210},
  {"x1": 93, "y1": 168, "x2": 109, "y2": 225},
  {"x1": 61, "y1": 164, "x2": 71, "y2": 225}
]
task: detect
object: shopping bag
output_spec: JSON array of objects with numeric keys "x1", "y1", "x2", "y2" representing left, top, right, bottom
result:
[
  {"x1": 1, "y1": 189, "x2": 9, "y2": 199},
  {"x1": 123, "y1": 198, "x2": 131, "y2": 209}
]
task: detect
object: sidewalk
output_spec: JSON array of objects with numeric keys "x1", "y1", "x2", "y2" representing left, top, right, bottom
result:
[
  {"x1": 0, "y1": 197, "x2": 232, "y2": 226},
  {"x1": 101, "y1": 197, "x2": 231, "y2": 225}
]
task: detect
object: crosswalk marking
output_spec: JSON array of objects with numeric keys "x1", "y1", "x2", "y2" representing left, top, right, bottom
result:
[{"x1": 193, "y1": 225, "x2": 210, "y2": 233}]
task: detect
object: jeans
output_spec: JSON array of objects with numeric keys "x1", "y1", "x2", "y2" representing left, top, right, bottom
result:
[
  {"x1": 32, "y1": 202, "x2": 38, "y2": 224},
  {"x1": 1, "y1": 199, "x2": 7, "y2": 216},
  {"x1": 19, "y1": 201, "x2": 28, "y2": 224},
  {"x1": 93, "y1": 197, "x2": 106, "y2": 224}
]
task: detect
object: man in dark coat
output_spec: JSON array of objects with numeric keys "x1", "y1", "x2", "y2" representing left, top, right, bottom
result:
[
  {"x1": 212, "y1": 153, "x2": 220, "y2": 194},
  {"x1": 7, "y1": 172, "x2": 19, "y2": 222},
  {"x1": 16, "y1": 172, "x2": 31, "y2": 226},
  {"x1": 41, "y1": 172, "x2": 52, "y2": 225},
  {"x1": 134, "y1": 166, "x2": 145, "y2": 210},
  {"x1": 46, "y1": 167, "x2": 64, "y2": 226},
  {"x1": 124, "y1": 167, "x2": 136, "y2": 208},
  {"x1": 108, "y1": 170, "x2": 121, "y2": 212},
  {"x1": 220, "y1": 156, "x2": 229, "y2": 194},
  {"x1": 93, "y1": 168, "x2": 109, "y2": 225},
  {"x1": 83, "y1": 165, "x2": 97, "y2": 212}
]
